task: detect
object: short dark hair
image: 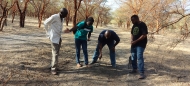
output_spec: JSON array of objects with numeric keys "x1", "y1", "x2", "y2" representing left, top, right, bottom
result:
[
  {"x1": 131, "y1": 15, "x2": 139, "y2": 20},
  {"x1": 61, "y1": 8, "x2": 68, "y2": 15},
  {"x1": 87, "y1": 17, "x2": 94, "y2": 23}
]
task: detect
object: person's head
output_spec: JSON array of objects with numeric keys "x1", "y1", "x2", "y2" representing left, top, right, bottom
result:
[
  {"x1": 104, "y1": 30, "x2": 111, "y2": 39},
  {"x1": 86, "y1": 17, "x2": 94, "y2": 26},
  {"x1": 131, "y1": 15, "x2": 140, "y2": 25},
  {"x1": 60, "y1": 8, "x2": 68, "y2": 18}
]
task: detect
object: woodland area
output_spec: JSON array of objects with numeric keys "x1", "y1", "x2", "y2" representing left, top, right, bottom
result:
[
  {"x1": 0, "y1": 0, "x2": 111, "y2": 29},
  {"x1": 114, "y1": 0, "x2": 190, "y2": 37},
  {"x1": 0, "y1": 0, "x2": 190, "y2": 86},
  {"x1": 0, "y1": 0, "x2": 189, "y2": 35}
]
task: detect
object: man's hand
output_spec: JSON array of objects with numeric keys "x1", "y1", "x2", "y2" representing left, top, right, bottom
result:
[
  {"x1": 87, "y1": 38, "x2": 91, "y2": 41},
  {"x1": 98, "y1": 53, "x2": 102, "y2": 60},
  {"x1": 131, "y1": 40, "x2": 137, "y2": 45},
  {"x1": 131, "y1": 35, "x2": 146, "y2": 45},
  {"x1": 112, "y1": 46, "x2": 115, "y2": 52},
  {"x1": 45, "y1": 31, "x2": 49, "y2": 38},
  {"x1": 64, "y1": 28, "x2": 70, "y2": 33}
]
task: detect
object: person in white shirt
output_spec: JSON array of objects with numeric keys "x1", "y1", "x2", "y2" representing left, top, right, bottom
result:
[{"x1": 44, "y1": 8, "x2": 68, "y2": 75}]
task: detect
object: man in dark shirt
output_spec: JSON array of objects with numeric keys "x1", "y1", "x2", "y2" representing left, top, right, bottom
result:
[
  {"x1": 130, "y1": 15, "x2": 148, "y2": 79},
  {"x1": 90, "y1": 30, "x2": 120, "y2": 67}
]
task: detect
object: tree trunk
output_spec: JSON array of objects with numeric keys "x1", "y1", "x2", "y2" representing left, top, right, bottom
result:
[
  {"x1": 96, "y1": 14, "x2": 100, "y2": 28},
  {"x1": 12, "y1": 12, "x2": 15, "y2": 23},
  {"x1": 38, "y1": 1, "x2": 47, "y2": 28},
  {"x1": 156, "y1": 19, "x2": 159, "y2": 34},
  {"x1": 4, "y1": 18, "x2": 7, "y2": 26},
  {"x1": 16, "y1": 0, "x2": 29, "y2": 28},
  {"x1": 4, "y1": 11, "x2": 8, "y2": 26},
  {"x1": 37, "y1": 13, "x2": 40, "y2": 27},
  {"x1": 66, "y1": 16, "x2": 69, "y2": 26},
  {"x1": 0, "y1": 17, "x2": 3, "y2": 28},
  {"x1": 127, "y1": 21, "x2": 130, "y2": 29},
  {"x1": 73, "y1": 10, "x2": 77, "y2": 26},
  {"x1": 0, "y1": 1, "x2": 15, "y2": 31},
  {"x1": 0, "y1": 19, "x2": 6, "y2": 31},
  {"x1": 73, "y1": 0, "x2": 82, "y2": 27},
  {"x1": 0, "y1": 9, "x2": 6, "y2": 30},
  {"x1": 20, "y1": 13, "x2": 25, "y2": 27},
  {"x1": 73, "y1": 0, "x2": 77, "y2": 26},
  {"x1": 38, "y1": 11, "x2": 44, "y2": 28},
  {"x1": 39, "y1": 15, "x2": 42, "y2": 28},
  {"x1": 20, "y1": 13, "x2": 22, "y2": 27},
  {"x1": 66, "y1": 19, "x2": 69, "y2": 26},
  {"x1": 65, "y1": 11, "x2": 70, "y2": 26}
]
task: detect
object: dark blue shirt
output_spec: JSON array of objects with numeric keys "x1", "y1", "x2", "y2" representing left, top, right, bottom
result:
[{"x1": 98, "y1": 30, "x2": 120, "y2": 44}]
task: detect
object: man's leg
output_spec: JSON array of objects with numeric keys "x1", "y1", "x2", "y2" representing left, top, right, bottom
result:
[
  {"x1": 136, "y1": 46, "x2": 145, "y2": 79},
  {"x1": 131, "y1": 47, "x2": 138, "y2": 72},
  {"x1": 91, "y1": 42, "x2": 105, "y2": 64},
  {"x1": 107, "y1": 41, "x2": 116, "y2": 67},
  {"x1": 51, "y1": 38, "x2": 61, "y2": 74},
  {"x1": 81, "y1": 40, "x2": 88, "y2": 65},
  {"x1": 75, "y1": 39, "x2": 82, "y2": 66},
  {"x1": 57, "y1": 38, "x2": 62, "y2": 55}
]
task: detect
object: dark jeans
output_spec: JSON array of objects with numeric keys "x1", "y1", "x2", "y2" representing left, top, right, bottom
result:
[
  {"x1": 131, "y1": 46, "x2": 145, "y2": 73},
  {"x1": 75, "y1": 39, "x2": 88, "y2": 65},
  {"x1": 92, "y1": 41, "x2": 116, "y2": 66}
]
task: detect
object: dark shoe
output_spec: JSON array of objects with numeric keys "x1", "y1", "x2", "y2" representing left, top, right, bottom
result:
[
  {"x1": 139, "y1": 73, "x2": 146, "y2": 79},
  {"x1": 90, "y1": 61, "x2": 97, "y2": 65},
  {"x1": 48, "y1": 67, "x2": 51, "y2": 70},
  {"x1": 129, "y1": 69, "x2": 137, "y2": 74},
  {"x1": 112, "y1": 64, "x2": 117, "y2": 68}
]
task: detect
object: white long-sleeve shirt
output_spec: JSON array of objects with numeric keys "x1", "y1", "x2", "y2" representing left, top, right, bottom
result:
[{"x1": 44, "y1": 13, "x2": 64, "y2": 44}]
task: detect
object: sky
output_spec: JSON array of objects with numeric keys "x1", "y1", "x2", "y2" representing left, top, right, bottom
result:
[
  {"x1": 105, "y1": 0, "x2": 190, "y2": 13},
  {"x1": 105, "y1": 0, "x2": 120, "y2": 11}
]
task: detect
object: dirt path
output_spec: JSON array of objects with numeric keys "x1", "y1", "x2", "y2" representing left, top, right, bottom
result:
[{"x1": 0, "y1": 18, "x2": 190, "y2": 86}]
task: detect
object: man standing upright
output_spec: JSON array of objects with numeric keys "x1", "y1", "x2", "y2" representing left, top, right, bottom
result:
[
  {"x1": 130, "y1": 15, "x2": 148, "y2": 79},
  {"x1": 44, "y1": 8, "x2": 68, "y2": 75},
  {"x1": 90, "y1": 30, "x2": 120, "y2": 67},
  {"x1": 64, "y1": 17, "x2": 94, "y2": 67}
]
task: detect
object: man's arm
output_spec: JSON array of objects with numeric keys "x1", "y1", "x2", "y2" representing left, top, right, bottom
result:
[
  {"x1": 131, "y1": 34, "x2": 133, "y2": 42},
  {"x1": 114, "y1": 34, "x2": 120, "y2": 47},
  {"x1": 44, "y1": 15, "x2": 54, "y2": 33},
  {"x1": 64, "y1": 26, "x2": 78, "y2": 33},
  {"x1": 132, "y1": 23, "x2": 148, "y2": 45},
  {"x1": 99, "y1": 43, "x2": 103, "y2": 53},
  {"x1": 98, "y1": 34, "x2": 103, "y2": 53},
  {"x1": 98, "y1": 34, "x2": 103, "y2": 59},
  {"x1": 88, "y1": 32, "x2": 91, "y2": 41},
  {"x1": 88, "y1": 26, "x2": 93, "y2": 41},
  {"x1": 69, "y1": 26, "x2": 78, "y2": 32},
  {"x1": 132, "y1": 34, "x2": 147, "y2": 44},
  {"x1": 98, "y1": 42, "x2": 103, "y2": 59},
  {"x1": 65, "y1": 21, "x2": 84, "y2": 33},
  {"x1": 114, "y1": 40, "x2": 119, "y2": 47}
]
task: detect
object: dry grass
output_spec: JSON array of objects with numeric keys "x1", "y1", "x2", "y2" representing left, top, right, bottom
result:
[{"x1": 0, "y1": 17, "x2": 189, "y2": 86}]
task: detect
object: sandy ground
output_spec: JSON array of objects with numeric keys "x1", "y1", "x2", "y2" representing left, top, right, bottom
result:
[{"x1": 0, "y1": 17, "x2": 190, "y2": 86}]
